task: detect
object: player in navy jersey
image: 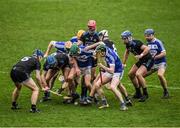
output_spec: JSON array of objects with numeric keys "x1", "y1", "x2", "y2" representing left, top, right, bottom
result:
[
  {"x1": 144, "y1": 29, "x2": 169, "y2": 98},
  {"x1": 121, "y1": 30, "x2": 154, "y2": 102},
  {"x1": 10, "y1": 49, "x2": 44, "y2": 113},
  {"x1": 87, "y1": 44, "x2": 128, "y2": 110},
  {"x1": 77, "y1": 20, "x2": 100, "y2": 103}
]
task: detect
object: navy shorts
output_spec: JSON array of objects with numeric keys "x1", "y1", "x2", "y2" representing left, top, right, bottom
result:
[{"x1": 135, "y1": 58, "x2": 154, "y2": 71}]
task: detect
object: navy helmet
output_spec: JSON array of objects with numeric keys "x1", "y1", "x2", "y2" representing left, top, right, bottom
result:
[
  {"x1": 121, "y1": 30, "x2": 132, "y2": 39},
  {"x1": 144, "y1": 29, "x2": 155, "y2": 35},
  {"x1": 33, "y1": 49, "x2": 44, "y2": 57},
  {"x1": 46, "y1": 55, "x2": 57, "y2": 65}
]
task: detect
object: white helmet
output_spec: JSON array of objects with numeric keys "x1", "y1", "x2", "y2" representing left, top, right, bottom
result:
[{"x1": 99, "y1": 30, "x2": 108, "y2": 37}]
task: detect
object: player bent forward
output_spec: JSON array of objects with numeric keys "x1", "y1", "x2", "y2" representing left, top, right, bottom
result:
[
  {"x1": 10, "y1": 49, "x2": 44, "y2": 113},
  {"x1": 87, "y1": 44, "x2": 128, "y2": 111}
]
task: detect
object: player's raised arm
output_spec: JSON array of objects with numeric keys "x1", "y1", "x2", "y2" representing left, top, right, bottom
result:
[{"x1": 44, "y1": 41, "x2": 56, "y2": 57}]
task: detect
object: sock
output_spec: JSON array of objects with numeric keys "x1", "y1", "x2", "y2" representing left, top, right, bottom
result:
[
  {"x1": 31, "y1": 104, "x2": 36, "y2": 110},
  {"x1": 12, "y1": 101, "x2": 17, "y2": 106},
  {"x1": 81, "y1": 86, "x2": 87, "y2": 98},
  {"x1": 102, "y1": 97, "x2": 107, "y2": 102},
  {"x1": 135, "y1": 87, "x2": 142, "y2": 96},
  {"x1": 44, "y1": 91, "x2": 48, "y2": 97},
  {"x1": 125, "y1": 96, "x2": 129, "y2": 101},
  {"x1": 143, "y1": 88, "x2": 148, "y2": 96},
  {"x1": 163, "y1": 88, "x2": 168, "y2": 93}
]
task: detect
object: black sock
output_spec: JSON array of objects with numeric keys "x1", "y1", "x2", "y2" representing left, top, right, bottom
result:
[
  {"x1": 12, "y1": 101, "x2": 17, "y2": 106},
  {"x1": 125, "y1": 96, "x2": 129, "y2": 101},
  {"x1": 135, "y1": 87, "x2": 142, "y2": 96},
  {"x1": 84, "y1": 87, "x2": 87, "y2": 97},
  {"x1": 31, "y1": 104, "x2": 36, "y2": 110},
  {"x1": 44, "y1": 91, "x2": 48, "y2": 97},
  {"x1": 164, "y1": 88, "x2": 168, "y2": 93},
  {"x1": 143, "y1": 88, "x2": 148, "y2": 96},
  {"x1": 44, "y1": 91, "x2": 50, "y2": 97}
]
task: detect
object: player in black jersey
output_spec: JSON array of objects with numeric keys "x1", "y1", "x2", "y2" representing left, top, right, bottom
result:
[
  {"x1": 41, "y1": 53, "x2": 70, "y2": 101},
  {"x1": 121, "y1": 30, "x2": 154, "y2": 102},
  {"x1": 10, "y1": 49, "x2": 44, "y2": 113}
]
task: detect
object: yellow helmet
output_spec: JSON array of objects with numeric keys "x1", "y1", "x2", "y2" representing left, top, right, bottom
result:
[
  {"x1": 77, "y1": 30, "x2": 85, "y2": 39},
  {"x1": 65, "y1": 41, "x2": 72, "y2": 49}
]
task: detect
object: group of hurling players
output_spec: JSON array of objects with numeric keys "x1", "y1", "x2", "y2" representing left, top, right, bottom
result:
[{"x1": 10, "y1": 20, "x2": 169, "y2": 113}]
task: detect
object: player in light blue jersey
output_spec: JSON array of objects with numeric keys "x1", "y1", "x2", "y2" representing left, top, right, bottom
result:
[
  {"x1": 69, "y1": 44, "x2": 94, "y2": 105},
  {"x1": 144, "y1": 29, "x2": 169, "y2": 98},
  {"x1": 44, "y1": 41, "x2": 73, "y2": 57},
  {"x1": 87, "y1": 44, "x2": 128, "y2": 111}
]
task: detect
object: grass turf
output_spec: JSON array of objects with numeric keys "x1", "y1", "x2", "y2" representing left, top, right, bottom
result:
[{"x1": 0, "y1": 0, "x2": 180, "y2": 127}]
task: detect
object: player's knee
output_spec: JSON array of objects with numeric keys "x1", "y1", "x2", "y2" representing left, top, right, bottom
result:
[
  {"x1": 32, "y1": 85, "x2": 39, "y2": 92},
  {"x1": 67, "y1": 75, "x2": 73, "y2": 82},
  {"x1": 157, "y1": 73, "x2": 164, "y2": 79},
  {"x1": 128, "y1": 72, "x2": 135, "y2": 78},
  {"x1": 94, "y1": 82, "x2": 101, "y2": 89},
  {"x1": 135, "y1": 72, "x2": 142, "y2": 77}
]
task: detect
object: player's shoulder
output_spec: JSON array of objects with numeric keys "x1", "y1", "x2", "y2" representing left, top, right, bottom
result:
[
  {"x1": 154, "y1": 38, "x2": 164, "y2": 45},
  {"x1": 133, "y1": 39, "x2": 143, "y2": 44},
  {"x1": 70, "y1": 36, "x2": 78, "y2": 43}
]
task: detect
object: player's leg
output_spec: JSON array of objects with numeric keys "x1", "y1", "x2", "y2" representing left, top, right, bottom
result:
[
  {"x1": 157, "y1": 67, "x2": 169, "y2": 98},
  {"x1": 57, "y1": 67, "x2": 70, "y2": 94},
  {"x1": 109, "y1": 75, "x2": 128, "y2": 110},
  {"x1": 10, "y1": 68, "x2": 25, "y2": 109},
  {"x1": 88, "y1": 73, "x2": 110, "y2": 104},
  {"x1": 22, "y1": 78, "x2": 40, "y2": 113},
  {"x1": 135, "y1": 65, "x2": 148, "y2": 102},
  {"x1": 11, "y1": 83, "x2": 22, "y2": 109},
  {"x1": 128, "y1": 64, "x2": 142, "y2": 98},
  {"x1": 118, "y1": 83, "x2": 132, "y2": 106}
]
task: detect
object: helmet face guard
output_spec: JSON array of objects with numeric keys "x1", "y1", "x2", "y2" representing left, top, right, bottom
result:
[
  {"x1": 95, "y1": 44, "x2": 106, "y2": 57},
  {"x1": 87, "y1": 20, "x2": 96, "y2": 34},
  {"x1": 65, "y1": 41, "x2": 72, "y2": 49}
]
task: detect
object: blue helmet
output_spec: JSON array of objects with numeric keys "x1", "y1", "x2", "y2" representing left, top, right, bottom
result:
[
  {"x1": 46, "y1": 55, "x2": 57, "y2": 65},
  {"x1": 144, "y1": 29, "x2": 155, "y2": 35},
  {"x1": 121, "y1": 30, "x2": 132, "y2": 38},
  {"x1": 33, "y1": 49, "x2": 44, "y2": 57}
]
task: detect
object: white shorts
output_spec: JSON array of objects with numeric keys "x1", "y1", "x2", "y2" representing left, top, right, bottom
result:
[
  {"x1": 152, "y1": 62, "x2": 167, "y2": 70},
  {"x1": 80, "y1": 67, "x2": 91, "y2": 76},
  {"x1": 103, "y1": 71, "x2": 124, "y2": 80}
]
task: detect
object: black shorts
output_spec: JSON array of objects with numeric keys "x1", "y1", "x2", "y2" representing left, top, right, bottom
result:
[
  {"x1": 92, "y1": 57, "x2": 97, "y2": 68},
  {"x1": 135, "y1": 58, "x2": 154, "y2": 71},
  {"x1": 10, "y1": 67, "x2": 29, "y2": 83}
]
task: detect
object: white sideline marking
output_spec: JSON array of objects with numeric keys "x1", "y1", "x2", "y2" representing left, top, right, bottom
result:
[
  {"x1": 125, "y1": 83, "x2": 180, "y2": 90},
  {"x1": 1, "y1": 70, "x2": 179, "y2": 90},
  {"x1": 0, "y1": 71, "x2": 8, "y2": 74}
]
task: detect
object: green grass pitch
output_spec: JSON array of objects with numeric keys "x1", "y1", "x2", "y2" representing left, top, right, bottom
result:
[{"x1": 0, "y1": 0, "x2": 180, "y2": 127}]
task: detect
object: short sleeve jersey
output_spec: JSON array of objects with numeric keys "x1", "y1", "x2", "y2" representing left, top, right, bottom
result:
[
  {"x1": 126, "y1": 40, "x2": 152, "y2": 60},
  {"x1": 43, "y1": 53, "x2": 69, "y2": 71},
  {"x1": 80, "y1": 31, "x2": 100, "y2": 47},
  {"x1": 147, "y1": 38, "x2": 166, "y2": 64},
  {"x1": 13, "y1": 56, "x2": 41, "y2": 74}
]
